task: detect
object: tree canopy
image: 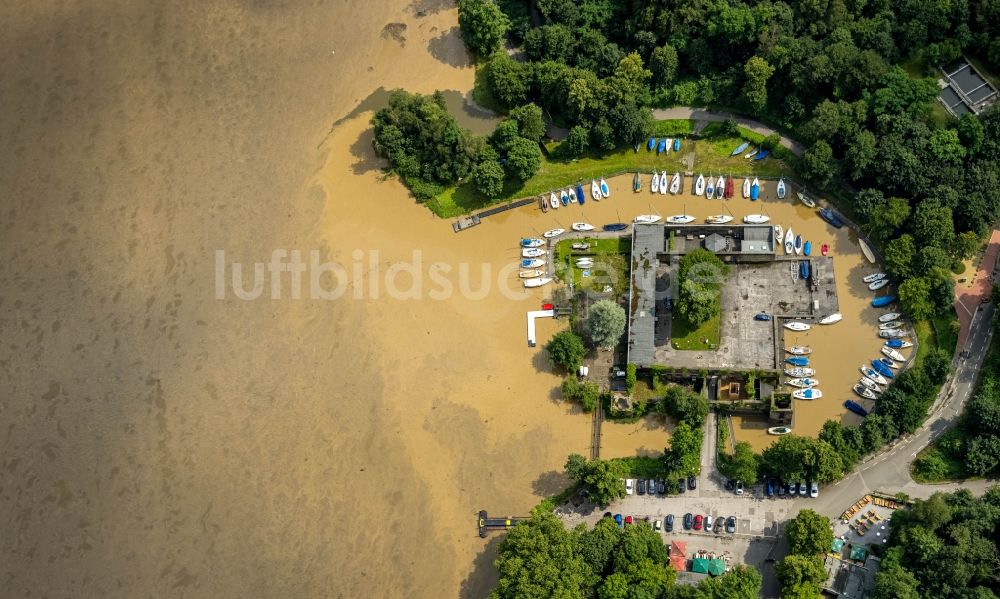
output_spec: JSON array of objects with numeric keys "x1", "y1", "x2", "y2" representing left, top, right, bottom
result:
[
  {"x1": 588, "y1": 300, "x2": 627, "y2": 349},
  {"x1": 547, "y1": 330, "x2": 586, "y2": 371}
]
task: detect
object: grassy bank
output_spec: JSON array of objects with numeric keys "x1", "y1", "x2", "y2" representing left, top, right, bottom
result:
[
  {"x1": 427, "y1": 127, "x2": 795, "y2": 218},
  {"x1": 913, "y1": 311, "x2": 959, "y2": 368}
]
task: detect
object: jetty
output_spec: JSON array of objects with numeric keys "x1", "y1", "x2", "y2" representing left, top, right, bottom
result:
[
  {"x1": 526, "y1": 309, "x2": 555, "y2": 347},
  {"x1": 478, "y1": 510, "x2": 527, "y2": 537},
  {"x1": 452, "y1": 198, "x2": 535, "y2": 232}
]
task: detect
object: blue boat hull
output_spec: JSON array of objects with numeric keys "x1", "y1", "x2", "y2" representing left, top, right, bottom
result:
[
  {"x1": 785, "y1": 356, "x2": 809, "y2": 366},
  {"x1": 603, "y1": 223, "x2": 628, "y2": 232},
  {"x1": 673, "y1": 138, "x2": 680, "y2": 151},
  {"x1": 753, "y1": 150, "x2": 770, "y2": 161},
  {"x1": 648, "y1": 137, "x2": 656, "y2": 151},
  {"x1": 886, "y1": 339, "x2": 903, "y2": 349},
  {"x1": 657, "y1": 139, "x2": 667, "y2": 154},
  {"x1": 803, "y1": 241, "x2": 811, "y2": 256},
  {"x1": 750, "y1": 185, "x2": 759, "y2": 200},
  {"x1": 872, "y1": 359, "x2": 894, "y2": 378},
  {"x1": 576, "y1": 184, "x2": 585, "y2": 205},
  {"x1": 819, "y1": 208, "x2": 844, "y2": 228},
  {"x1": 844, "y1": 400, "x2": 868, "y2": 417},
  {"x1": 799, "y1": 262, "x2": 810, "y2": 279},
  {"x1": 872, "y1": 296, "x2": 897, "y2": 308}
]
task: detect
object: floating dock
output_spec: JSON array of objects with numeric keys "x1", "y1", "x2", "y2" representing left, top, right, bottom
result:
[
  {"x1": 527, "y1": 309, "x2": 555, "y2": 347},
  {"x1": 452, "y1": 198, "x2": 535, "y2": 232},
  {"x1": 478, "y1": 510, "x2": 527, "y2": 537}
]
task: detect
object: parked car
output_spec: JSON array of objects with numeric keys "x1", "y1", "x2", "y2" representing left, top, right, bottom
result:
[
  {"x1": 765, "y1": 480, "x2": 774, "y2": 497},
  {"x1": 798, "y1": 481, "x2": 807, "y2": 496},
  {"x1": 810, "y1": 481, "x2": 819, "y2": 498},
  {"x1": 705, "y1": 515, "x2": 713, "y2": 530},
  {"x1": 694, "y1": 515, "x2": 704, "y2": 530},
  {"x1": 625, "y1": 479, "x2": 634, "y2": 495},
  {"x1": 683, "y1": 513, "x2": 693, "y2": 530},
  {"x1": 784, "y1": 482, "x2": 794, "y2": 495},
  {"x1": 647, "y1": 479, "x2": 656, "y2": 495},
  {"x1": 726, "y1": 516, "x2": 737, "y2": 534},
  {"x1": 656, "y1": 479, "x2": 666, "y2": 495},
  {"x1": 776, "y1": 482, "x2": 785, "y2": 497},
  {"x1": 714, "y1": 518, "x2": 725, "y2": 533},
  {"x1": 665, "y1": 514, "x2": 674, "y2": 532},
  {"x1": 614, "y1": 514, "x2": 623, "y2": 528},
  {"x1": 637, "y1": 479, "x2": 646, "y2": 495},
  {"x1": 654, "y1": 519, "x2": 662, "y2": 531},
  {"x1": 754, "y1": 312, "x2": 772, "y2": 321},
  {"x1": 678, "y1": 478, "x2": 687, "y2": 493},
  {"x1": 735, "y1": 480, "x2": 744, "y2": 495},
  {"x1": 687, "y1": 475, "x2": 697, "y2": 490}
]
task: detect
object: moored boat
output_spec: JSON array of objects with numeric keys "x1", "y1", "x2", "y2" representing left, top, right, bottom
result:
[
  {"x1": 695, "y1": 174, "x2": 706, "y2": 196},
  {"x1": 881, "y1": 347, "x2": 905, "y2": 362},
  {"x1": 803, "y1": 241, "x2": 812, "y2": 256},
  {"x1": 869, "y1": 278, "x2": 889, "y2": 291},
  {"x1": 669, "y1": 172, "x2": 680, "y2": 194},
  {"x1": 784, "y1": 321, "x2": 811, "y2": 331},
  {"x1": 753, "y1": 149, "x2": 770, "y2": 161},
  {"x1": 863, "y1": 272, "x2": 887, "y2": 283},
  {"x1": 785, "y1": 367, "x2": 816, "y2": 377},
  {"x1": 647, "y1": 137, "x2": 656, "y2": 151},
  {"x1": 523, "y1": 277, "x2": 553, "y2": 288},
  {"x1": 797, "y1": 191, "x2": 816, "y2": 208},
  {"x1": 871, "y1": 359, "x2": 894, "y2": 379},
  {"x1": 651, "y1": 171, "x2": 660, "y2": 194},
  {"x1": 859, "y1": 238, "x2": 876, "y2": 264},
  {"x1": 819, "y1": 207, "x2": 844, "y2": 228},
  {"x1": 878, "y1": 320, "x2": 902, "y2": 330},
  {"x1": 750, "y1": 177, "x2": 760, "y2": 200},
  {"x1": 794, "y1": 388, "x2": 823, "y2": 400},
  {"x1": 742, "y1": 177, "x2": 751, "y2": 199},
  {"x1": 572, "y1": 222, "x2": 595, "y2": 232},
  {"x1": 599, "y1": 178, "x2": 610, "y2": 198},
  {"x1": 786, "y1": 345, "x2": 812, "y2": 355},
  {"x1": 794, "y1": 235, "x2": 802, "y2": 255},
  {"x1": 885, "y1": 339, "x2": 913, "y2": 349},
  {"x1": 571, "y1": 242, "x2": 590, "y2": 250},
  {"x1": 591, "y1": 179, "x2": 601, "y2": 201},
  {"x1": 858, "y1": 377, "x2": 881, "y2": 393},
  {"x1": 821, "y1": 243, "x2": 828, "y2": 256},
  {"x1": 744, "y1": 214, "x2": 770, "y2": 224},
  {"x1": 774, "y1": 225, "x2": 783, "y2": 245},
  {"x1": 844, "y1": 400, "x2": 869, "y2": 417},
  {"x1": 767, "y1": 426, "x2": 792, "y2": 435},
  {"x1": 673, "y1": 138, "x2": 680, "y2": 151},
  {"x1": 731, "y1": 141, "x2": 750, "y2": 156},
  {"x1": 657, "y1": 138, "x2": 667, "y2": 154},
  {"x1": 799, "y1": 261, "x2": 810, "y2": 279},
  {"x1": 872, "y1": 295, "x2": 897, "y2": 308},
  {"x1": 715, "y1": 175, "x2": 725, "y2": 199},
  {"x1": 878, "y1": 312, "x2": 902, "y2": 323},
  {"x1": 568, "y1": 187, "x2": 577, "y2": 203},
  {"x1": 521, "y1": 258, "x2": 545, "y2": 269},
  {"x1": 785, "y1": 356, "x2": 809, "y2": 366},
  {"x1": 550, "y1": 192, "x2": 559, "y2": 210},
  {"x1": 666, "y1": 214, "x2": 695, "y2": 224},
  {"x1": 787, "y1": 378, "x2": 819, "y2": 388},
  {"x1": 853, "y1": 384, "x2": 877, "y2": 400},
  {"x1": 577, "y1": 183, "x2": 586, "y2": 205},
  {"x1": 879, "y1": 357, "x2": 899, "y2": 370},
  {"x1": 519, "y1": 269, "x2": 543, "y2": 279},
  {"x1": 634, "y1": 214, "x2": 661, "y2": 224},
  {"x1": 725, "y1": 176, "x2": 734, "y2": 199},
  {"x1": 522, "y1": 248, "x2": 545, "y2": 258},
  {"x1": 819, "y1": 313, "x2": 843, "y2": 325},
  {"x1": 660, "y1": 170, "x2": 668, "y2": 195},
  {"x1": 521, "y1": 238, "x2": 544, "y2": 248},
  {"x1": 706, "y1": 215, "x2": 734, "y2": 224},
  {"x1": 543, "y1": 228, "x2": 564, "y2": 239},
  {"x1": 706, "y1": 177, "x2": 715, "y2": 198},
  {"x1": 777, "y1": 178, "x2": 786, "y2": 199},
  {"x1": 784, "y1": 228, "x2": 794, "y2": 255},
  {"x1": 539, "y1": 194, "x2": 548, "y2": 213},
  {"x1": 860, "y1": 365, "x2": 887, "y2": 386},
  {"x1": 560, "y1": 189, "x2": 569, "y2": 206},
  {"x1": 602, "y1": 223, "x2": 628, "y2": 232},
  {"x1": 878, "y1": 329, "x2": 906, "y2": 339}
]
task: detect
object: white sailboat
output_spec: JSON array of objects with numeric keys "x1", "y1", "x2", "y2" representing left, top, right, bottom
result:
[
  {"x1": 522, "y1": 248, "x2": 545, "y2": 258},
  {"x1": 659, "y1": 170, "x2": 668, "y2": 195},
  {"x1": 742, "y1": 177, "x2": 751, "y2": 199},
  {"x1": 784, "y1": 228, "x2": 794, "y2": 255},
  {"x1": 634, "y1": 214, "x2": 662, "y2": 224},
  {"x1": 523, "y1": 277, "x2": 553, "y2": 288},
  {"x1": 695, "y1": 174, "x2": 706, "y2": 196},
  {"x1": 786, "y1": 346, "x2": 812, "y2": 355},
  {"x1": 543, "y1": 228, "x2": 565, "y2": 238},
  {"x1": 776, "y1": 178, "x2": 786, "y2": 199},
  {"x1": 878, "y1": 312, "x2": 902, "y2": 323},
  {"x1": 744, "y1": 214, "x2": 770, "y2": 224},
  {"x1": 550, "y1": 192, "x2": 559, "y2": 210},
  {"x1": 666, "y1": 214, "x2": 695, "y2": 224},
  {"x1": 863, "y1": 272, "x2": 887, "y2": 283},
  {"x1": 572, "y1": 222, "x2": 595, "y2": 232},
  {"x1": 591, "y1": 179, "x2": 601, "y2": 201},
  {"x1": 715, "y1": 175, "x2": 725, "y2": 199},
  {"x1": 869, "y1": 279, "x2": 889, "y2": 291},
  {"x1": 670, "y1": 172, "x2": 681, "y2": 194},
  {"x1": 784, "y1": 321, "x2": 811, "y2": 331},
  {"x1": 599, "y1": 178, "x2": 610, "y2": 198},
  {"x1": 519, "y1": 269, "x2": 543, "y2": 278},
  {"x1": 774, "y1": 224, "x2": 783, "y2": 246},
  {"x1": 706, "y1": 215, "x2": 734, "y2": 224},
  {"x1": 651, "y1": 171, "x2": 660, "y2": 194},
  {"x1": 568, "y1": 187, "x2": 577, "y2": 203},
  {"x1": 819, "y1": 313, "x2": 843, "y2": 325}
]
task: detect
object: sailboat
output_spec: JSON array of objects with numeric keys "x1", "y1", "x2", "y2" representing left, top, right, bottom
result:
[
  {"x1": 742, "y1": 177, "x2": 750, "y2": 199},
  {"x1": 522, "y1": 248, "x2": 544, "y2": 258},
  {"x1": 666, "y1": 214, "x2": 695, "y2": 224},
  {"x1": 793, "y1": 389, "x2": 823, "y2": 400},
  {"x1": 521, "y1": 258, "x2": 545, "y2": 269},
  {"x1": 568, "y1": 187, "x2": 577, "y2": 203},
  {"x1": 664, "y1": 138, "x2": 673, "y2": 152},
  {"x1": 695, "y1": 174, "x2": 706, "y2": 196},
  {"x1": 576, "y1": 183, "x2": 585, "y2": 205},
  {"x1": 796, "y1": 191, "x2": 816, "y2": 208},
  {"x1": 660, "y1": 170, "x2": 668, "y2": 195},
  {"x1": 784, "y1": 321, "x2": 811, "y2": 331},
  {"x1": 673, "y1": 138, "x2": 681, "y2": 151},
  {"x1": 859, "y1": 239, "x2": 876, "y2": 264},
  {"x1": 725, "y1": 176, "x2": 734, "y2": 199},
  {"x1": 785, "y1": 367, "x2": 815, "y2": 377},
  {"x1": 745, "y1": 147, "x2": 759, "y2": 159},
  {"x1": 878, "y1": 312, "x2": 902, "y2": 323},
  {"x1": 600, "y1": 178, "x2": 610, "y2": 198},
  {"x1": 794, "y1": 235, "x2": 803, "y2": 255},
  {"x1": 774, "y1": 225, "x2": 783, "y2": 245},
  {"x1": 706, "y1": 177, "x2": 715, "y2": 198},
  {"x1": 744, "y1": 214, "x2": 770, "y2": 224},
  {"x1": 635, "y1": 214, "x2": 662, "y2": 224},
  {"x1": 519, "y1": 269, "x2": 543, "y2": 279},
  {"x1": 750, "y1": 177, "x2": 760, "y2": 200},
  {"x1": 776, "y1": 178, "x2": 786, "y2": 199},
  {"x1": 863, "y1": 272, "x2": 887, "y2": 283},
  {"x1": 560, "y1": 189, "x2": 569, "y2": 206},
  {"x1": 550, "y1": 192, "x2": 559, "y2": 210},
  {"x1": 715, "y1": 175, "x2": 725, "y2": 200},
  {"x1": 657, "y1": 138, "x2": 667, "y2": 154},
  {"x1": 543, "y1": 228, "x2": 565, "y2": 238},
  {"x1": 819, "y1": 313, "x2": 843, "y2": 325},
  {"x1": 572, "y1": 222, "x2": 595, "y2": 232},
  {"x1": 521, "y1": 238, "x2": 544, "y2": 248},
  {"x1": 669, "y1": 172, "x2": 681, "y2": 194},
  {"x1": 731, "y1": 141, "x2": 750, "y2": 156},
  {"x1": 539, "y1": 194, "x2": 548, "y2": 213},
  {"x1": 651, "y1": 171, "x2": 660, "y2": 194},
  {"x1": 786, "y1": 346, "x2": 812, "y2": 355},
  {"x1": 784, "y1": 228, "x2": 795, "y2": 255},
  {"x1": 523, "y1": 277, "x2": 553, "y2": 288},
  {"x1": 647, "y1": 137, "x2": 656, "y2": 151},
  {"x1": 591, "y1": 179, "x2": 601, "y2": 201},
  {"x1": 869, "y1": 278, "x2": 890, "y2": 291},
  {"x1": 787, "y1": 378, "x2": 819, "y2": 388},
  {"x1": 706, "y1": 214, "x2": 734, "y2": 224},
  {"x1": 632, "y1": 172, "x2": 641, "y2": 192}
]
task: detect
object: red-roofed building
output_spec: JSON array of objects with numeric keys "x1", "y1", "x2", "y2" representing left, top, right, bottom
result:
[{"x1": 669, "y1": 540, "x2": 688, "y2": 572}]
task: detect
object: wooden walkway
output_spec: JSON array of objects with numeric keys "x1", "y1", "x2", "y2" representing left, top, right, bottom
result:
[{"x1": 590, "y1": 405, "x2": 603, "y2": 460}]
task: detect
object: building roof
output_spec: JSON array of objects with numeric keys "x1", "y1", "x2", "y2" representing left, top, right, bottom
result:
[
  {"x1": 705, "y1": 233, "x2": 726, "y2": 252},
  {"x1": 739, "y1": 226, "x2": 773, "y2": 253},
  {"x1": 940, "y1": 59, "x2": 998, "y2": 116},
  {"x1": 626, "y1": 224, "x2": 661, "y2": 367}
]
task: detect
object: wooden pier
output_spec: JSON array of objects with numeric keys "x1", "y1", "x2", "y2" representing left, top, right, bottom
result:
[{"x1": 452, "y1": 198, "x2": 535, "y2": 232}]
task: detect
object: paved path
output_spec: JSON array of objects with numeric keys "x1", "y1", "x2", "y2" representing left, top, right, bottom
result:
[
  {"x1": 651, "y1": 108, "x2": 806, "y2": 157},
  {"x1": 955, "y1": 229, "x2": 1000, "y2": 349}
]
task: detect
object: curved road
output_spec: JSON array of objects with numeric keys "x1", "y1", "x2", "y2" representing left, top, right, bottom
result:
[{"x1": 651, "y1": 107, "x2": 806, "y2": 156}]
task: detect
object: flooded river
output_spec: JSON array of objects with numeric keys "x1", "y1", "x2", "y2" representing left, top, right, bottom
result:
[{"x1": 0, "y1": 3, "x2": 899, "y2": 596}]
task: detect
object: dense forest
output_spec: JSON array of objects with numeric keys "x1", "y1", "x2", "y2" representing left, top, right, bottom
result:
[
  {"x1": 869, "y1": 488, "x2": 1000, "y2": 598},
  {"x1": 491, "y1": 511, "x2": 763, "y2": 599}
]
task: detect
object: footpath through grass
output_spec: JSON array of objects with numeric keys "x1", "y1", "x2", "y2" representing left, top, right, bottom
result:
[{"x1": 427, "y1": 128, "x2": 796, "y2": 218}]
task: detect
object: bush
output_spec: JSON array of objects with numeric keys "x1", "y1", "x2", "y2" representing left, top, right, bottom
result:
[
  {"x1": 625, "y1": 364, "x2": 637, "y2": 393},
  {"x1": 912, "y1": 449, "x2": 951, "y2": 480},
  {"x1": 546, "y1": 330, "x2": 586, "y2": 371},
  {"x1": 951, "y1": 260, "x2": 966, "y2": 275},
  {"x1": 562, "y1": 376, "x2": 601, "y2": 412}
]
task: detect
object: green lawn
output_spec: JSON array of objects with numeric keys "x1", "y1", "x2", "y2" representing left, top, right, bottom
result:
[
  {"x1": 671, "y1": 310, "x2": 721, "y2": 351},
  {"x1": 427, "y1": 125, "x2": 796, "y2": 218},
  {"x1": 553, "y1": 237, "x2": 631, "y2": 295},
  {"x1": 913, "y1": 311, "x2": 959, "y2": 368}
]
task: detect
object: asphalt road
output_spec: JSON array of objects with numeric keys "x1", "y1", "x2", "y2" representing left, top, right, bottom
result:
[{"x1": 790, "y1": 302, "x2": 998, "y2": 518}]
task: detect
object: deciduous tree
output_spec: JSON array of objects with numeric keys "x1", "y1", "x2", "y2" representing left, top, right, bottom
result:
[
  {"x1": 458, "y1": 0, "x2": 510, "y2": 57},
  {"x1": 588, "y1": 300, "x2": 627, "y2": 349},
  {"x1": 546, "y1": 329, "x2": 586, "y2": 371}
]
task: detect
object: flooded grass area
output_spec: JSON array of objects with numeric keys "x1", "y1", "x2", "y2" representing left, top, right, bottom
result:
[{"x1": 600, "y1": 414, "x2": 673, "y2": 459}]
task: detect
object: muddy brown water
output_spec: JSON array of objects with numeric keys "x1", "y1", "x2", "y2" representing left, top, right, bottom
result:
[{"x1": 0, "y1": 3, "x2": 899, "y2": 596}]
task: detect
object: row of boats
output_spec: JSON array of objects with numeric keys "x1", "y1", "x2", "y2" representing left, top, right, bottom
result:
[
  {"x1": 538, "y1": 179, "x2": 611, "y2": 212},
  {"x1": 645, "y1": 136, "x2": 682, "y2": 154},
  {"x1": 730, "y1": 141, "x2": 771, "y2": 161},
  {"x1": 783, "y1": 345, "x2": 823, "y2": 400},
  {"x1": 639, "y1": 172, "x2": 786, "y2": 202},
  {"x1": 847, "y1": 310, "x2": 912, "y2": 415}
]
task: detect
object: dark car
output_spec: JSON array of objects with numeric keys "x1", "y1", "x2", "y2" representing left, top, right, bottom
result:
[
  {"x1": 665, "y1": 514, "x2": 674, "y2": 532},
  {"x1": 678, "y1": 478, "x2": 686, "y2": 493},
  {"x1": 683, "y1": 513, "x2": 693, "y2": 530},
  {"x1": 614, "y1": 514, "x2": 623, "y2": 528},
  {"x1": 765, "y1": 480, "x2": 774, "y2": 497},
  {"x1": 637, "y1": 479, "x2": 646, "y2": 495},
  {"x1": 776, "y1": 482, "x2": 785, "y2": 497},
  {"x1": 665, "y1": 298, "x2": 673, "y2": 311},
  {"x1": 694, "y1": 515, "x2": 704, "y2": 530},
  {"x1": 714, "y1": 517, "x2": 725, "y2": 533},
  {"x1": 754, "y1": 312, "x2": 772, "y2": 321},
  {"x1": 784, "y1": 482, "x2": 794, "y2": 495},
  {"x1": 647, "y1": 479, "x2": 656, "y2": 495},
  {"x1": 687, "y1": 475, "x2": 697, "y2": 490},
  {"x1": 726, "y1": 516, "x2": 737, "y2": 534},
  {"x1": 656, "y1": 479, "x2": 666, "y2": 495}
]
